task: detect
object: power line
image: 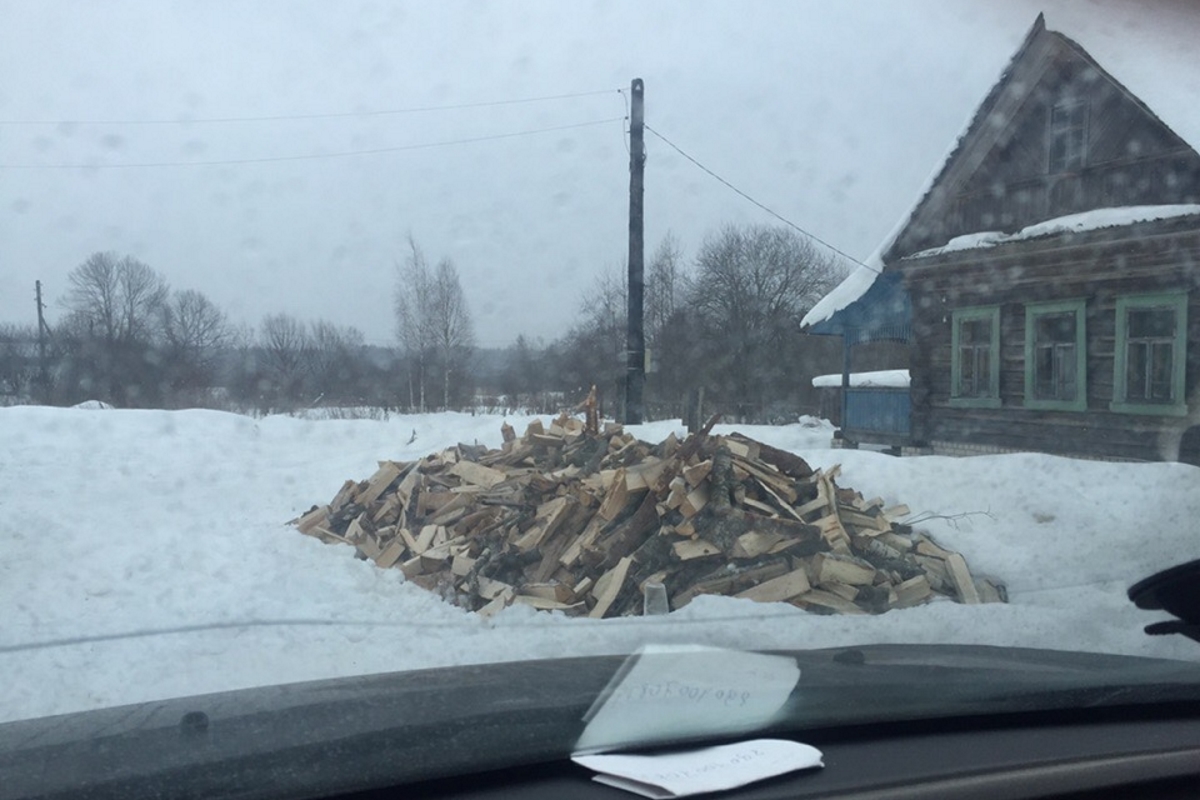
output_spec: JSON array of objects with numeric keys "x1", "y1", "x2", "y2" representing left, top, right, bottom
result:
[
  {"x1": 0, "y1": 88, "x2": 624, "y2": 126},
  {"x1": 0, "y1": 117, "x2": 625, "y2": 170},
  {"x1": 643, "y1": 124, "x2": 876, "y2": 273}
]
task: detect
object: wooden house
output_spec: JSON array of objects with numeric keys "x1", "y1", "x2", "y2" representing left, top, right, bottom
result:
[{"x1": 803, "y1": 13, "x2": 1200, "y2": 462}]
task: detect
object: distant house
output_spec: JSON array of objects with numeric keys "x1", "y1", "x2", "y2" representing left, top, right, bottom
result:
[{"x1": 803, "y1": 13, "x2": 1200, "y2": 462}]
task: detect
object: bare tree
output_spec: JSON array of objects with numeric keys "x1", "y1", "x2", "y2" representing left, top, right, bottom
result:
[
  {"x1": 429, "y1": 258, "x2": 475, "y2": 409},
  {"x1": 686, "y1": 224, "x2": 843, "y2": 419},
  {"x1": 159, "y1": 289, "x2": 232, "y2": 401},
  {"x1": 65, "y1": 252, "x2": 168, "y2": 343},
  {"x1": 394, "y1": 236, "x2": 435, "y2": 410},
  {"x1": 0, "y1": 323, "x2": 38, "y2": 402},
  {"x1": 646, "y1": 232, "x2": 684, "y2": 345},
  {"x1": 306, "y1": 319, "x2": 366, "y2": 403},
  {"x1": 260, "y1": 313, "x2": 309, "y2": 404},
  {"x1": 61, "y1": 252, "x2": 170, "y2": 405}
]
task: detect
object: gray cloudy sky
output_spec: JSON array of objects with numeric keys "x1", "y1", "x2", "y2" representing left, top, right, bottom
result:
[{"x1": 0, "y1": 0, "x2": 1188, "y2": 346}]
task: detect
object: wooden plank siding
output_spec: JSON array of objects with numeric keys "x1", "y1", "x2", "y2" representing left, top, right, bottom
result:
[
  {"x1": 893, "y1": 32, "x2": 1200, "y2": 257},
  {"x1": 902, "y1": 221, "x2": 1200, "y2": 460}
]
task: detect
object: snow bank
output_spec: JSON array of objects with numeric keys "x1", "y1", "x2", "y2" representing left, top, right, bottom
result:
[
  {"x1": 812, "y1": 370, "x2": 910, "y2": 389},
  {"x1": 1, "y1": 407, "x2": 1198, "y2": 725}
]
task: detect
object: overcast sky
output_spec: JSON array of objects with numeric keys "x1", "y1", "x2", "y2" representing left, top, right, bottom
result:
[{"x1": 0, "y1": 0, "x2": 1192, "y2": 347}]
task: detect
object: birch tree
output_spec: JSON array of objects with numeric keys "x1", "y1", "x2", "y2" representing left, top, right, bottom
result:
[
  {"x1": 429, "y1": 258, "x2": 475, "y2": 409},
  {"x1": 394, "y1": 236, "x2": 434, "y2": 410}
]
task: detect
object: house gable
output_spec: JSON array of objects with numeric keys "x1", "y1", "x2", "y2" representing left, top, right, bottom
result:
[{"x1": 884, "y1": 14, "x2": 1200, "y2": 260}]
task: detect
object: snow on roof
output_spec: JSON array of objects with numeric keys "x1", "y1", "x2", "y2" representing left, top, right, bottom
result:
[
  {"x1": 909, "y1": 204, "x2": 1200, "y2": 259},
  {"x1": 811, "y1": 369, "x2": 910, "y2": 389},
  {"x1": 800, "y1": 263, "x2": 882, "y2": 328}
]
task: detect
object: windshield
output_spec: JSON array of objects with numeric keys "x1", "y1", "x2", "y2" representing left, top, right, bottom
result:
[{"x1": 2, "y1": 0, "x2": 1200, "y2": 769}]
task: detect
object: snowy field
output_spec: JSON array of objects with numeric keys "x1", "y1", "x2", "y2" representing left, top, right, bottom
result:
[{"x1": 2, "y1": 406, "x2": 1199, "y2": 725}]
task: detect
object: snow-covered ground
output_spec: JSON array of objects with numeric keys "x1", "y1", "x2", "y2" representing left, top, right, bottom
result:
[{"x1": 2, "y1": 406, "x2": 1198, "y2": 725}]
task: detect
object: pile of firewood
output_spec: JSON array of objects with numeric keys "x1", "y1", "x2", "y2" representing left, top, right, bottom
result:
[{"x1": 291, "y1": 413, "x2": 1004, "y2": 618}]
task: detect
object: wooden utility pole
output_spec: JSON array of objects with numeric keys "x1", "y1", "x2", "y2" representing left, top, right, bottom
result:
[
  {"x1": 624, "y1": 77, "x2": 646, "y2": 424},
  {"x1": 35, "y1": 280, "x2": 49, "y2": 402}
]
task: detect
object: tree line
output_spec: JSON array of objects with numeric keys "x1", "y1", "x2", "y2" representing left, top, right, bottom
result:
[
  {"x1": 500, "y1": 223, "x2": 848, "y2": 422},
  {"x1": 1, "y1": 222, "x2": 850, "y2": 422}
]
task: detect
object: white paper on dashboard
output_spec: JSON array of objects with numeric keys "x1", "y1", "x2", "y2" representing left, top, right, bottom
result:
[
  {"x1": 572, "y1": 644, "x2": 801, "y2": 754},
  {"x1": 572, "y1": 738, "x2": 824, "y2": 798}
]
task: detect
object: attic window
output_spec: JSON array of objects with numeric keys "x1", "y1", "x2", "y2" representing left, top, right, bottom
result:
[{"x1": 1049, "y1": 100, "x2": 1087, "y2": 173}]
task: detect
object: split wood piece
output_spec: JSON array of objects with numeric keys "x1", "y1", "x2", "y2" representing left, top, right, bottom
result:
[
  {"x1": 730, "y1": 531, "x2": 787, "y2": 560},
  {"x1": 731, "y1": 456, "x2": 797, "y2": 503},
  {"x1": 311, "y1": 526, "x2": 353, "y2": 546},
  {"x1": 683, "y1": 460, "x2": 712, "y2": 487},
  {"x1": 673, "y1": 561, "x2": 791, "y2": 608},
  {"x1": 451, "y1": 552, "x2": 476, "y2": 577},
  {"x1": 589, "y1": 556, "x2": 633, "y2": 618},
  {"x1": 794, "y1": 588, "x2": 867, "y2": 615},
  {"x1": 512, "y1": 496, "x2": 574, "y2": 552},
  {"x1": 891, "y1": 575, "x2": 933, "y2": 608},
  {"x1": 679, "y1": 482, "x2": 710, "y2": 518},
  {"x1": 753, "y1": 479, "x2": 807, "y2": 523},
  {"x1": 478, "y1": 587, "x2": 516, "y2": 619},
  {"x1": 513, "y1": 595, "x2": 586, "y2": 613},
  {"x1": 372, "y1": 493, "x2": 403, "y2": 525},
  {"x1": 597, "y1": 470, "x2": 631, "y2": 521},
  {"x1": 413, "y1": 524, "x2": 440, "y2": 555},
  {"x1": 374, "y1": 539, "x2": 407, "y2": 569},
  {"x1": 944, "y1": 552, "x2": 981, "y2": 604},
  {"x1": 355, "y1": 537, "x2": 383, "y2": 560},
  {"x1": 448, "y1": 460, "x2": 508, "y2": 489},
  {"x1": 578, "y1": 385, "x2": 599, "y2": 436},
  {"x1": 624, "y1": 458, "x2": 668, "y2": 492},
  {"x1": 558, "y1": 510, "x2": 610, "y2": 570},
  {"x1": 793, "y1": 474, "x2": 830, "y2": 518},
  {"x1": 399, "y1": 555, "x2": 425, "y2": 579},
  {"x1": 734, "y1": 568, "x2": 811, "y2": 603},
  {"x1": 838, "y1": 507, "x2": 891, "y2": 533},
  {"x1": 720, "y1": 436, "x2": 757, "y2": 461},
  {"x1": 594, "y1": 492, "x2": 661, "y2": 570},
  {"x1": 476, "y1": 577, "x2": 514, "y2": 601},
  {"x1": 529, "y1": 500, "x2": 597, "y2": 583},
  {"x1": 915, "y1": 537, "x2": 954, "y2": 560},
  {"x1": 740, "y1": 497, "x2": 779, "y2": 517},
  {"x1": 745, "y1": 438, "x2": 815, "y2": 480},
  {"x1": 344, "y1": 513, "x2": 371, "y2": 544},
  {"x1": 672, "y1": 539, "x2": 722, "y2": 561},
  {"x1": 518, "y1": 582, "x2": 575, "y2": 604},
  {"x1": 357, "y1": 461, "x2": 405, "y2": 507},
  {"x1": 295, "y1": 505, "x2": 331, "y2": 535},
  {"x1": 913, "y1": 554, "x2": 950, "y2": 592},
  {"x1": 329, "y1": 480, "x2": 359, "y2": 513},
  {"x1": 664, "y1": 477, "x2": 689, "y2": 511},
  {"x1": 812, "y1": 513, "x2": 853, "y2": 554},
  {"x1": 809, "y1": 553, "x2": 877, "y2": 587},
  {"x1": 530, "y1": 433, "x2": 566, "y2": 450}
]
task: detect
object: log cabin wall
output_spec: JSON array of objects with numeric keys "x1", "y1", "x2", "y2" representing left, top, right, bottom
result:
[{"x1": 902, "y1": 220, "x2": 1200, "y2": 461}]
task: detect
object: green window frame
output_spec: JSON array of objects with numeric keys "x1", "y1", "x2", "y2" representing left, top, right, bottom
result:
[
  {"x1": 950, "y1": 305, "x2": 1001, "y2": 409},
  {"x1": 1023, "y1": 299, "x2": 1087, "y2": 411},
  {"x1": 1111, "y1": 292, "x2": 1188, "y2": 417}
]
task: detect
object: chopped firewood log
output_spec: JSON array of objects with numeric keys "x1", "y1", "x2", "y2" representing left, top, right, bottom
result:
[
  {"x1": 734, "y1": 568, "x2": 811, "y2": 603},
  {"x1": 293, "y1": 416, "x2": 1003, "y2": 619},
  {"x1": 589, "y1": 556, "x2": 633, "y2": 618}
]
